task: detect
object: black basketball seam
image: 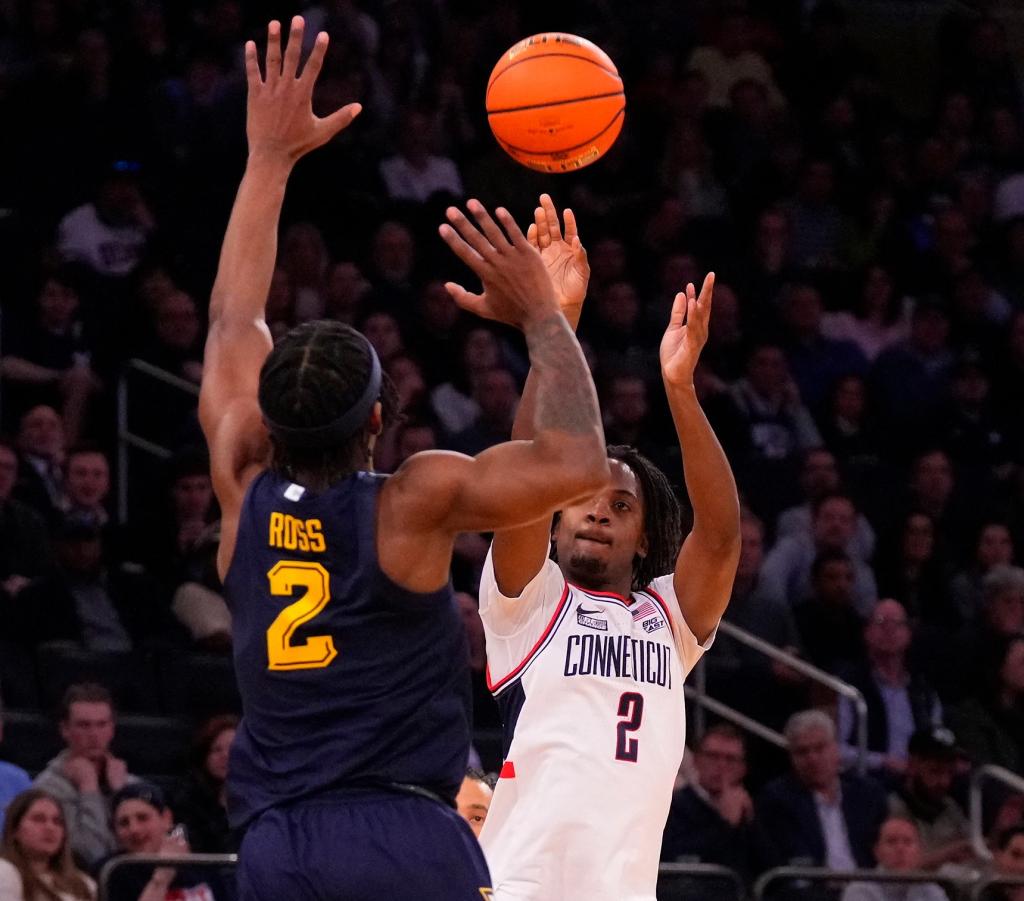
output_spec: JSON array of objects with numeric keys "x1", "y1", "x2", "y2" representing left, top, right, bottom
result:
[
  {"x1": 487, "y1": 90, "x2": 625, "y2": 115},
  {"x1": 496, "y1": 105, "x2": 625, "y2": 157},
  {"x1": 486, "y1": 52, "x2": 621, "y2": 95}
]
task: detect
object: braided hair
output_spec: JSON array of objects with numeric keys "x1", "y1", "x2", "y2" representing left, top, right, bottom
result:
[
  {"x1": 258, "y1": 321, "x2": 399, "y2": 485},
  {"x1": 550, "y1": 445, "x2": 683, "y2": 592},
  {"x1": 606, "y1": 445, "x2": 683, "y2": 591}
]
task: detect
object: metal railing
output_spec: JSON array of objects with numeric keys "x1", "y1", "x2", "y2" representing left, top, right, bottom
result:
[
  {"x1": 99, "y1": 853, "x2": 237, "y2": 900},
  {"x1": 754, "y1": 866, "x2": 966, "y2": 900},
  {"x1": 99, "y1": 854, "x2": 743, "y2": 900},
  {"x1": 116, "y1": 357, "x2": 200, "y2": 523},
  {"x1": 688, "y1": 620, "x2": 870, "y2": 773},
  {"x1": 972, "y1": 873, "x2": 1024, "y2": 900},
  {"x1": 969, "y1": 764, "x2": 1024, "y2": 861},
  {"x1": 658, "y1": 862, "x2": 747, "y2": 899}
]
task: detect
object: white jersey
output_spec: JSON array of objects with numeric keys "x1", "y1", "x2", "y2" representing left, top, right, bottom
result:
[{"x1": 478, "y1": 550, "x2": 714, "y2": 901}]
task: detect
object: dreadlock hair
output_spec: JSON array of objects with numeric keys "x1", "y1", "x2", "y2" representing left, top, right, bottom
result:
[
  {"x1": 258, "y1": 321, "x2": 399, "y2": 485},
  {"x1": 608, "y1": 445, "x2": 682, "y2": 591},
  {"x1": 550, "y1": 445, "x2": 682, "y2": 593}
]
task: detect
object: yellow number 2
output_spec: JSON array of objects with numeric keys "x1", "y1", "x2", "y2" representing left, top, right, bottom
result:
[{"x1": 266, "y1": 561, "x2": 338, "y2": 671}]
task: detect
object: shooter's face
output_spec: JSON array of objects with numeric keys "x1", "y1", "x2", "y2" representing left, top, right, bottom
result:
[{"x1": 553, "y1": 459, "x2": 647, "y2": 591}]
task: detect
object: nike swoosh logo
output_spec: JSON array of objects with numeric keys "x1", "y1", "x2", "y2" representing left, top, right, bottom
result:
[{"x1": 577, "y1": 608, "x2": 602, "y2": 616}]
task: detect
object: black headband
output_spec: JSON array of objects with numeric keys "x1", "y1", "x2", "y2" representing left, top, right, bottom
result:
[{"x1": 264, "y1": 341, "x2": 383, "y2": 450}]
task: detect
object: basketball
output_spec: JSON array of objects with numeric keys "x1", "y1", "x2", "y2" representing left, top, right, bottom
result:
[{"x1": 485, "y1": 33, "x2": 625, "y2": 173}]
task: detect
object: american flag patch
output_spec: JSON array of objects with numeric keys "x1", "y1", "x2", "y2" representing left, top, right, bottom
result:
[{"x1": 632, "y1": 599, "x2": 658, "y2": 620}]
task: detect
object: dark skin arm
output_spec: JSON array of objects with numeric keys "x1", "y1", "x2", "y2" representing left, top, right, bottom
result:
[
  {"x1": 381, "y1": 200, "x2": 609, "y2": 593},
  {"x1": 201, "y1": 22, "x2": 609, "y2": 591},
  {"x1": 661, "y1": 274, "x2": 741, "y2": 642},
  {"x1": 199, "y1": 17, "x2": 362, "y2": 579},
  {"x1": 489, "y1": 195, "x2": 592, "y2": 597},
  {"x1": 491, "y1": 200, "x2": 739, "y2": 643}
]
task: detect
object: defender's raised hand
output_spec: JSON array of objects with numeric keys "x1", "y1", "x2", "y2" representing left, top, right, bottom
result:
[
  {"x1": 439, "y1": 199, "x2": 560, "y2": 328},
  {"x1": 660, "y1": 272, "x2": 715, "y2": 389},
  {"x1": 526, "y1": 194, "x2": 590, "y2": 323},
  {"x1": 245, "y1": 16, "x2": 361, "y2": 164}
]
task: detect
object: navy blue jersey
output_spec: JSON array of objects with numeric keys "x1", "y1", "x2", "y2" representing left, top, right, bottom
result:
[{"x1": 223, "y1": 469, "x2": 471, "y2": 830}]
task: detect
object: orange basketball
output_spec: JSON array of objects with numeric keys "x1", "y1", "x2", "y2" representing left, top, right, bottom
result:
[{"x1": 486, "y1": 33, "x2": 625, "y2": 173}]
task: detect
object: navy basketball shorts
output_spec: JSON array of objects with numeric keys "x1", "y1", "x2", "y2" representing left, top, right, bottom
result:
[{"x1": 236, "y1": 789, "x2": 492, "y2": 900}]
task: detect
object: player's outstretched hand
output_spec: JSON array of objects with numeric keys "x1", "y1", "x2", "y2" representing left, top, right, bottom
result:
[
  {"x1": 525, "y1": 194, "x2": 590, "y2": 323},
  {"x1": 439, "y1": 199, "x2": 560, "y2": 329},
  {"x1": 660, "y1": 272, "x2": 715, "y2": 389},
  {"x1": 245, "y1": 16, "x2": 361, "y2": 165}
]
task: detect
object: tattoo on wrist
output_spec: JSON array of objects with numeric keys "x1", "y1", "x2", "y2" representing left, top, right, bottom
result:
[{"x1": 526, "y1": 314, "x2": 601, "y2": 435}]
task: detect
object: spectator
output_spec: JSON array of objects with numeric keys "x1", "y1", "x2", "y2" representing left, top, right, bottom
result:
[
  {"x1": 875, "y1": 512, "x2": 957, "y2": 630},
  {"x1": 948, "y1": 520, "x2": 1016, "y2": 625},
  {"x1": 33, "y1": 684, "x2": 136, "y2": 868},
  {"x1": 840, "y1": 816, "x2": 949, "y2": 901},
  {"x1": 600, "y1": 372, "x2": 678, "y2": 476},
  {"x1": 103, "y1": 781, "x2": 229, "y2": 901},
  {"x1": 793, "y1": 550, "x2": 868, "y2": 673},
  {"x1": 430, "y1": 327, "x2": 509, "y2": 435},
  {"x1": 359, "y1": 310, "x2": 406, "y2": 366},
  {"x1": 778, "y1": 280, "x2": 868, "y2": 411},
  {"x1": 56, "y1": 164, "x2": 153, "y2": 279},
  {"x1": 948, "y1": 633, "x2": 1024, "y2": 775},
  {"x1": 955, "y1": 565, "x2": 1024, "y2": 701},
  {"x1": 708, "y1": 342, "x2": 821, "y2": 518},
  {"x1": 708, "y1": 513, "x2": 807, "y2": 730},
  {"x1": 837, "y1": 600, "x2": 942, "y2": 776},
  {"x1": 0, "y1": 440, "x2": 55, "y2": 605},
  {"x1": 822, "y1": 265, "x2": 910, "y2": 363},
  {"x1": 455, "y1": 769, "x2": 493, "y2": 839},
  {"x1": 264, "y1": 266, "x2": 295, "y2": 339},
  {"x1": 586, "y1": 281, "x2": 652, "y2": 378},
  {"x1": 13, "y1": 405, "x2": 66, "y2": 525},
  {"x1": 936, "y1": 355, "x2": 1011, "y2": 485},
  {"x1": 817, "y1": 375, "x2": 883, "y2": 486},
  {"x1": 379, "y1": 107, "x2": 464, "y2": 203},
  {"x1": 687, "y1": 9, "x2": 785, "y2": 110},
  {"x1": 12, "y1": 516, "x2": 169, "y2": 651},
  {"x1": 870, "y1": 302, "x2": 955, "y2": 455},
  {"x1": 280, "y1": 222, "x2": 330, "y2": 322},
  {"x1": 662, "y1": 725, "x2": 765, "y2": 880},
  {"x1": 445, "y1": 366, "x2": 520, "y2": 456},
  {"x1": 0, "y1": 788, "x2": 95, "y2": 901},
  {"x1": 137, "y1": 290, "x2": 203, "y2": 385},
  {"x1": 0, "y1": 270, "x2": 101, "y2": 445},
  {"x1": 991, "y1": 825, "x2": 1024, "y2": 901},
  {"x1": 776, "y1": 449, "x2": 875, "y2": 563},
  {"x1": 888, "y1": 728, "x2": 973, "y2": 871},
  {"x1": 762, "y1": 492, "x2": 878, "y2": 616},
  {"x1": 756, "y1": 710, "x2": 888, "y2": 869},
  {"x1": 366, "y1": 220, "x2": 416, "y2": 310},
  {"x1": 61, "y1": 447, "x2": 111, "y2": 529},
  {"x1": 171, "y1": 717, "x2": 236, "y2": 855},
  {"x1": 324, "y1": 261, "x2": 370, "y2": 327},
  {"x1": 0, "y1": 687, "x2": 31, "y2": 833},
  {"x1": 783, "y1": 158, "x2": 848, "y2": 269},
  {"x1": 125, "y1": 451, "x2": 218, "y2": 600}
]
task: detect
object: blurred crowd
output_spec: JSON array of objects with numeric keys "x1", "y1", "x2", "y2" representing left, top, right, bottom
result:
[{"x1": 4, "y1": 0, "x2": 1024, "y2": 897}]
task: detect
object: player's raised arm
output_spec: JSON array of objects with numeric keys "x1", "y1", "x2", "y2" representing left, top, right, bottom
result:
[
  {"x1": 485, "y1": 194, "x2": 591, "y2": 597},
  {"x1": 384, "y1": 199, "x2": 608, "y2": 540},
  {"x1": 199, "y1": 17, "x2": 360, "y2": 569},
  {"x1": 660, "y1": 274, "x2": 742, "y2": 642}
]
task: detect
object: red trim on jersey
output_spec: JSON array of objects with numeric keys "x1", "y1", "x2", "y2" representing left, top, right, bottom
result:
[
  {"x1": 642, "y1": 585, "x2": 676, "y2": 640},
  {"x1": 486, "y1": 584, "x2": 571, "y2": 693},
  {"x1": 567, "y1": 582, "x2": 634, "y2": 607},
  {"x1": 499, "y1": 760, "x2": 516, "y2": 779}
]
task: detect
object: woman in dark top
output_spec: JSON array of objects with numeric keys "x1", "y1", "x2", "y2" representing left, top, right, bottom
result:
[{"x1": 171, "y1": 717, "x2": 237, "y2": 854}]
